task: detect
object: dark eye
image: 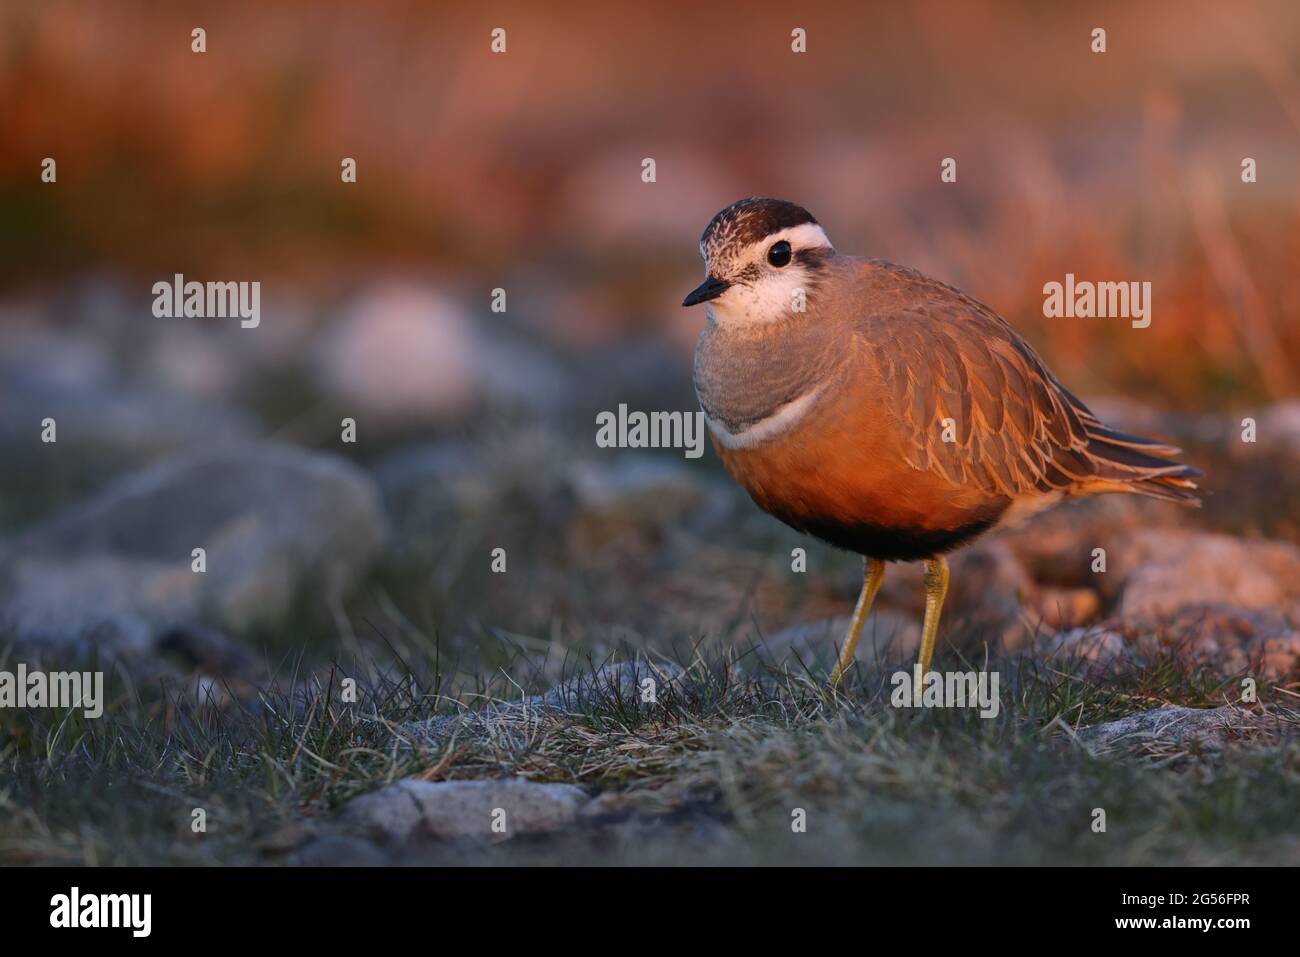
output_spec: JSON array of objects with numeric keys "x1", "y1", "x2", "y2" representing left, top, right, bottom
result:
[{"x1": 767, "y1": 240, "x2": 792, "y2": 267}]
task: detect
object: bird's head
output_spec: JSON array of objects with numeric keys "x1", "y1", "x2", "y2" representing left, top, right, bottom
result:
[{"x1": 682, "y1": 197, "x2": 835, "y2": 324}]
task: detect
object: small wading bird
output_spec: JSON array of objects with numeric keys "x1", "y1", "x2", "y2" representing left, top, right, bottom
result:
[{"x1": 684, "y1": 198, "x2": 1201, "y2": 687}]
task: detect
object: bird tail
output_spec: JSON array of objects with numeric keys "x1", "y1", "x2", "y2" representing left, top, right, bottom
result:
[{"x1": 1078, "y1": 422, "x2": 1203, "y2": 506}]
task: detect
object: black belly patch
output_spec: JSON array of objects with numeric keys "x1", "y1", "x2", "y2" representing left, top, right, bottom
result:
[{"x1": 779, "y1": 512, "x2": 1002, "y2": 562}]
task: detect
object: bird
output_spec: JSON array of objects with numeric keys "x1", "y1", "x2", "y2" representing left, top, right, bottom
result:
[{"x1": 683, "y1": 197, "x2": 1201, "y2": 688}]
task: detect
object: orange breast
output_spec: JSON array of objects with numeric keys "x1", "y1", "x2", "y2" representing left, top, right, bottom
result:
[{"x1": 713, "y1": 383, "x2": 1010, "y2": 558}]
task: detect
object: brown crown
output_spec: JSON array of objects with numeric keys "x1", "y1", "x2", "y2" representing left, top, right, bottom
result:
[{"x1": 700, "y1": 198, "x2": 818, "y2": 265}]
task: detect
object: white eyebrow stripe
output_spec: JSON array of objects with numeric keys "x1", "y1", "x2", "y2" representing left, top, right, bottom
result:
[
  {"x1": 702, "y1": 223, "x2": 833, "y2": 275},
  {"x1": 769, "y1": 223, "x2": 833, "y2": 250},
  {"x1": 704, "y1": 384, "x2": 825, "y2": 449}
]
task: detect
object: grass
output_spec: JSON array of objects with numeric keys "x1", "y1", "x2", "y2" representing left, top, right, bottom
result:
[
  {"x1": 1, "y1": 415, "x2": 1295, "y2": 866},
  {"x1": 2, "y1": 617, "x2": 1297, "y2": 866}
]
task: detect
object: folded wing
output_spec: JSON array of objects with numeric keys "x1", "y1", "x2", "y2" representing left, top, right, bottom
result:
[{"x1": 854, "y1": 271, "x2": 1201, "y2": 505}]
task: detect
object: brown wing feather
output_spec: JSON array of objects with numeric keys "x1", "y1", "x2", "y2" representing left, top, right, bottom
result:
[
  {"x1": 857, "y1": 284, "x2": 1090, "y2": 497},
  {"x1": 851, "y1": 263, "x2": 1199, "y2": 504}
]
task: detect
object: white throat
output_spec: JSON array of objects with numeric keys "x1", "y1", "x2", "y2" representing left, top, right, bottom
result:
[
  {"x1": 707, "y1": 275, "x2": 810, "y2": 326},
  {"x1": 706, "y1": 223, "x2": 833, "y2": 327}
]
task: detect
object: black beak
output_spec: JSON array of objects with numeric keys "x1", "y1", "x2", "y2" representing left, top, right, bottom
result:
[{"x1": 682, "y1": 275, "x2": 731, "y2": 307}]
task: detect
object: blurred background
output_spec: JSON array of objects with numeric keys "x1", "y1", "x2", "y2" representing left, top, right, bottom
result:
[
  {"x1": 0, "y1": 0, "x2": 1298, "y2": 666},
  {"x1": 4, "y1": 0, "x2": 1300, "y2": 868}
]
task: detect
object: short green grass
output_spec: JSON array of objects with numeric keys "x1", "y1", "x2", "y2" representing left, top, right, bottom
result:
[
  {"x1": 2, "y1": 622, "x2": 1296, "y2": 865},
  {"x1": 1, "y1": 423, "x2": 1295, "y2": 866}
]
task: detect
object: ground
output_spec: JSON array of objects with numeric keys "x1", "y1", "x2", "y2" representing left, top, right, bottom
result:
[{"x1": 2, "y1": 401, "x2": 1298, "y2": 866}]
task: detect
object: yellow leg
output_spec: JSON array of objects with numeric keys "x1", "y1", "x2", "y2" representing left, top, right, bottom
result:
[
  {"x1": 829, "y1": 558, "x2": 886, "y2": 688},
  {"x1": 915, "y1": 556, "x2": 949, "y2": 677}
]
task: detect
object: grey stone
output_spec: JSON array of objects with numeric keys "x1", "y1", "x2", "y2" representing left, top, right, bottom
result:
[
  {"x1": 288, "y1": 834, "x2": 391, "y2": 867},
  {"x1": 342, "y1": 777, "x2": 590, "y2": 842},
  {"x1": 0, "y1": 352, "x2": 257, "y2": 463},
  {"x1": 0, "y1": 376, "x2": 259, "y2": 527},
  {"x1": 565, "y1": 455, "x2": 726, "y2": 552},
  {"x1": 1109, "y1": 602, "x2": 1300, "y2": 678},
  {"x1": 313, "y1": 283, "x2": 479, "y2": 425},
  {"x1": 0, "y1": 308, "x2": 261, "y2": 531},
  {"x1": 374, "y1": 432, "x2": 577, "y2": 554},
  {"x1": 474, "y1": 336, "x2": 569, "y2": 413},
  {"x1": 0, "y1": 443, "x2": 386, "y2": 653},
  {"x1": 1110, "y1": 530, "x2": 1300, "y2": 618},
  {"x1": 155, "y1": 623, "x2": 259, "y2": 680},
  {"x1": 399, "y1": 661, "x2": 685, "y2": 747},
  {"x1": 879, "y1": 540, "x2": 1033, "y2": 649},
  {"x1": 313, "y1": 283, "x2": 567, "y2": 426},
  {"x1": 1002, "y1": 495, "x2": 1180, "y2": 588},
  {"x1": 1074, "y1": 705, "x2": 1278, "y2": 755},
  {"x1": 761, "y1": 611, "x2": 922, "y2": 667},
  {"x1": 567, "y1": 456, "x2": 708, "y2": 518},
  {"x1": 1258, "y1": 400, "x2": 1300, "y2": 455},
  {"x1": 1043, "y1": 627, "x2": 1127, "y2": 664},
  {"x1": 538, "y1": 659, "x2": 685, "y2": 710}
]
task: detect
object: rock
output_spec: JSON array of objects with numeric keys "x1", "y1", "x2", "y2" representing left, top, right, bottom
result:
[
  {"x1": 400, "y1": 661, "x2": 685, "y2": 747},
  {"x1": 313, "y1": 282, "x2": 568, "y2": 428},
  {"x1": 138, "y1": 323, "x2": 248, "y2": 401},
  {"x1": 253, "y1": 820, "x2": 316, "y2": 855},
  {"x1": 949, "y1": 541, "x2": 1037, "y2": 649},
  {"x1": 761, "y1": 611, "x2": 921, "y2": 666},
  {"x1": 1030, "y1": 586, "x2": 1101, "y2": 630},
  {"x1": 881, "y1": 540, "x2": 1033, "y2": 649},
  {"x1": 0, "y1": 309, "x2": 261, "y2": 530},
  {"x1": 1258, "y1": 400, "x2": 1300, "y2": 455},
  {"x1": 342, "y1": 777, "x2": 590, "y2": 842},
  {"x1": 155, "y1": 624, "x2": 260, "y2": 681},
  {"x1": 374, "y1": 440, "x2": 497, "y2": 539},
  {"x1": 538, "y1": 659, "x2": 686, "y2": 710},
  {"x1": 377, "y1": 439, "x2": 721, "y2": 558},
  {"x1": 1042, "y1": 627, "x2": 1126, "y2": 664},
  {"x1": 1109, "y1": 603, "x2": 1300, "y2": 678},
  {"x1": 784, "y1": 541, "x2": 1034, "y2": 671},
  {"x1": 0, "y1": 313, "x2": 116, "y2": 391},
  {"x1": 0, "y1": 376, "x2": 259, "y2": 516},
  {"x1": 1002, "y1": 495, "x2": 1182, "y2": 587},
  {"x1": 374, "y1": 433, "x2": 569, "y2": 551},
  {"x1": 882, "y1": 540, "x2": 1030, "y2": 606},
  {"x1": 577, "y1": 789, "x2": 654, "y2": 821},
  {"x1": 567, "y1": 456, "x2": 717, "y2": 549},
  {"x1": 1108, "y1": 530, "x2": 1300, "y2": 618},
  {"x1": 568, "y1": 337, "x2": 697, "y2": 412},
  {"x1": 1258, "y1": 632, "x2": 1300, "y2": 677},
  {"x1": 288, "y1": 834, "x2": 390, "y2": 867},
  {"x1": 314, "y1": 283, "x2": 479, "y2": 425},
  {"x1": 474, "y1": 335, "x2": 569, "y2": 413},
  {"x1": 569, "y1": 456, "x2": 707, "y2": 518},
  {"x1": 0, "y1": 443, "x2": 386, "y2": 654},
  {"x1": 1074, "y1": 705, "x2": 1278, "y2": 755},
  {"x1": 0, "y1": 331, "x2": 257, "y2": 458}
]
